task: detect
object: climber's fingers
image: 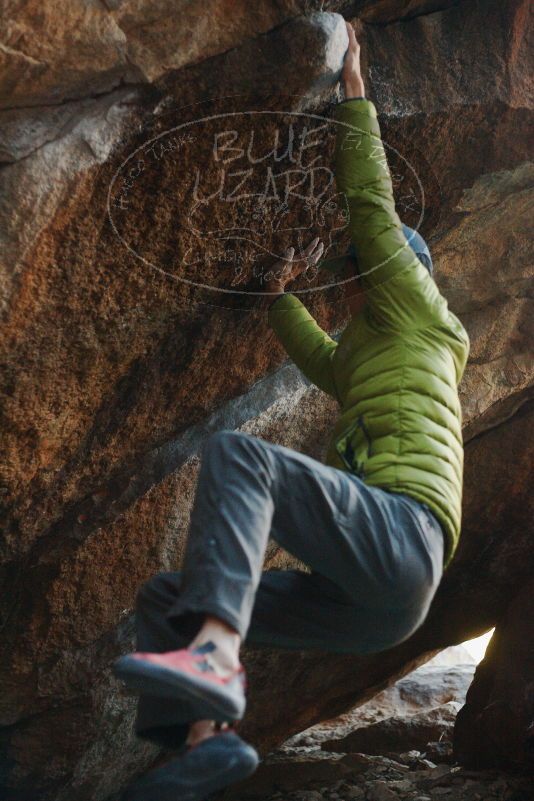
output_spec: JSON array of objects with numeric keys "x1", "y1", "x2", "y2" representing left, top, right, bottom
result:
[
  {"x1": 308, "y1": 239, "x2": 325, "y2": 265},
  {"x1": 342, "y1": 22, "x2": 363, "y2": 87},
  {"x1": 265, "y1": 238, "x2": 324, "y2": 292},
  {"x1": 345, "y1": 21, "x2": 360, "y2": 54},
  {"x1": 291, "y1": 237, "x2": 324, "y2": 277},
  {"x1": 301, "y1": 236, "x2": 321, "y2": 260}
]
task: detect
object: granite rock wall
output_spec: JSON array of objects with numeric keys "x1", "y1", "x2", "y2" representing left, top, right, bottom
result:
[{"x1": 0, "y1": 1, "x2": 532, "y2": 798}]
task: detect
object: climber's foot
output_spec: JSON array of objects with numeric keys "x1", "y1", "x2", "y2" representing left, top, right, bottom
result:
[
  {"x1": 125, "y1": 729, "x2": 258, "y2": 801},
  {"x1": 113, "y1": 642, "x2": 246, "y2": 721}
]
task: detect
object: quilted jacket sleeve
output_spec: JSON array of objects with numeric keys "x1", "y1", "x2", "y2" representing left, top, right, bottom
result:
[
  {"x1": 267, "y1": 292, "x2": 339, "y2": 399},
  {"x1": 333, "y1": 98, "x2": 449, "y2": 331}
]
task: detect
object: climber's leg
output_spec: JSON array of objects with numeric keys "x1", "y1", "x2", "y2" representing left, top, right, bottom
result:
[
  {"x1": 133, "y1": 571, "x2": 197, "y2": 749},
  {"x1": 133, "y1": 560, "x2": 441, "y2": 750},
  {"x1": 131, "y1": 569, "x2": 258, "y2": 796},
  {"x1": 132, "y1": 570, "x2": 349, "y2": 747},
  {"x1": 244, "y1": 568, "x2": 436, "y2": 654},
  {"x1": 131, "y1": 568, "x2": 263, "y2": 749},
  {"x1": 133, "y1": 570, "x2": 251, "y2": 749},
  {"x1": 130, "y1": 429, "x2": 444, "y2": 742},
  {"x1": 162, "y1": 428, "x2": 443, "y2": 638},
  {"x1": 133, "y1": 573, "x2": 243, "y2": 752},
  {"x1": 164, "y1": 429, "x2": 284, "y2": 641},
  {"x1": 131, "y1": 570, "x2": 367, "y2": 749}
]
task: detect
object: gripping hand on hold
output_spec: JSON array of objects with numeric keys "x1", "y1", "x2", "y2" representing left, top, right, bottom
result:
[
  {"x1": 342, "y1": 22, "x2": 366, "y2": 100},
  {"x1": 263, "y1": 237, "x2": 325, "y2": 301}
]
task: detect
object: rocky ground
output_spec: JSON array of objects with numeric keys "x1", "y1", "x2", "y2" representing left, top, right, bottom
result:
[
  {"x1": 228, "y1": 747, "x2": 534, "y2": 801},
  {"x1": 226, "y1": 651, "x2": 533, "y2": 801}
]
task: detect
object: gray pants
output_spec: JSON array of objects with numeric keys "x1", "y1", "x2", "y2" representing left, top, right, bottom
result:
[{"x1": 135, "y1": 429, "x2": 445, "y2": 747}]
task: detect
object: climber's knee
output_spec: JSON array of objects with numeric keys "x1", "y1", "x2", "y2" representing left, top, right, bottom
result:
[
  {"x1": 206, "y1": 428, "x2": 251, "y2": 452},
  {"x1": 204, "y1": 429, "x2": 265, "y2": 467}
]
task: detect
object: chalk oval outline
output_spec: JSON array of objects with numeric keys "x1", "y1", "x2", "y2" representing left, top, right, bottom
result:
[{"x1": 107, "y1": 109, "x2": 426, "y2": 297}]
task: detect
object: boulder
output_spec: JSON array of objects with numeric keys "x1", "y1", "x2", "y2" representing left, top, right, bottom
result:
[
  {"x1": 321, "y1": 702, "x2": 462, "y2": 755},
  {"x1": 0, "y1": 0, "x2": 532, "y2": 799},
  {"x1": 288, "y1": 661, "x2": 475, "y2": 746},
  {"x1": 1, "y1": 1, "x2": 340, "y2": 109},
  {"x1": 354, "y1": 664, "x2": 475, "y2": 722},
  {"x1": 453, "y1": 579, "x2": 534, "y2": 771}
]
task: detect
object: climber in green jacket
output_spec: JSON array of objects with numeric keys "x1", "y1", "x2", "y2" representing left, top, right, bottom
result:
[
  {"x1": 114, "y1": 22, "x2": 470, "y2": 801},
  {"x1": 266, "y1": 31, "x2": 470, "y2": 568}
]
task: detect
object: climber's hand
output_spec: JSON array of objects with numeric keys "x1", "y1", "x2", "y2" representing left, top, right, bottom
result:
[
  {"x1": 264, "y1": 237, "x2": 324, "y2": 295},
  {"x1": 342, "y1": 22, "x2": 366, "y2": 98}
]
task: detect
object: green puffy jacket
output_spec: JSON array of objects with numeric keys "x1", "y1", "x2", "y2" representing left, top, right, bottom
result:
[{"x1": 268, "y1": 98, "x2": 470, "y2": 569}]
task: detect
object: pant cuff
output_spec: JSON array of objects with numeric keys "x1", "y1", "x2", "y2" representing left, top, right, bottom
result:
[{"x1": 165, "y1": 565, "x2": 253, "y2": 641}]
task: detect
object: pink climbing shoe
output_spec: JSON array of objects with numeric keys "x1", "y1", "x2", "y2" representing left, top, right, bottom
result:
[{"x1": 113, "y1": 641, "x2": 246, "y2": 721}]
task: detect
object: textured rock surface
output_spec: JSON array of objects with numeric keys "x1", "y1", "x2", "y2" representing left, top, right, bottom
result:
[
  {"x1": 227, "y1": 751, "x2": 533, "y2": 801},
  {"x1": 453, "y1": 579, "x2": 534, "y2": 771},
  {"x1": 225, "y1": 745, "x2": 534, "y2": 800},
  {"x1": 289, "y1": 660, "x2": 475, "y2": 746},
  {"x1": 1, "y1": 1, "x2": 328, "y2": 109},
  {"x1": 0, "y1": 0, "x2": 532, "y2": 799},
  {"x1": 321, "y1": 701, "x2": 462, "y2": 755}
]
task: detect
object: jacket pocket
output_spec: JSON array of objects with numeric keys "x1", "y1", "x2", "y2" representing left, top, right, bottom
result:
[{"x1": 335, "y1": 415, "x2": 373, "y2": 478}]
